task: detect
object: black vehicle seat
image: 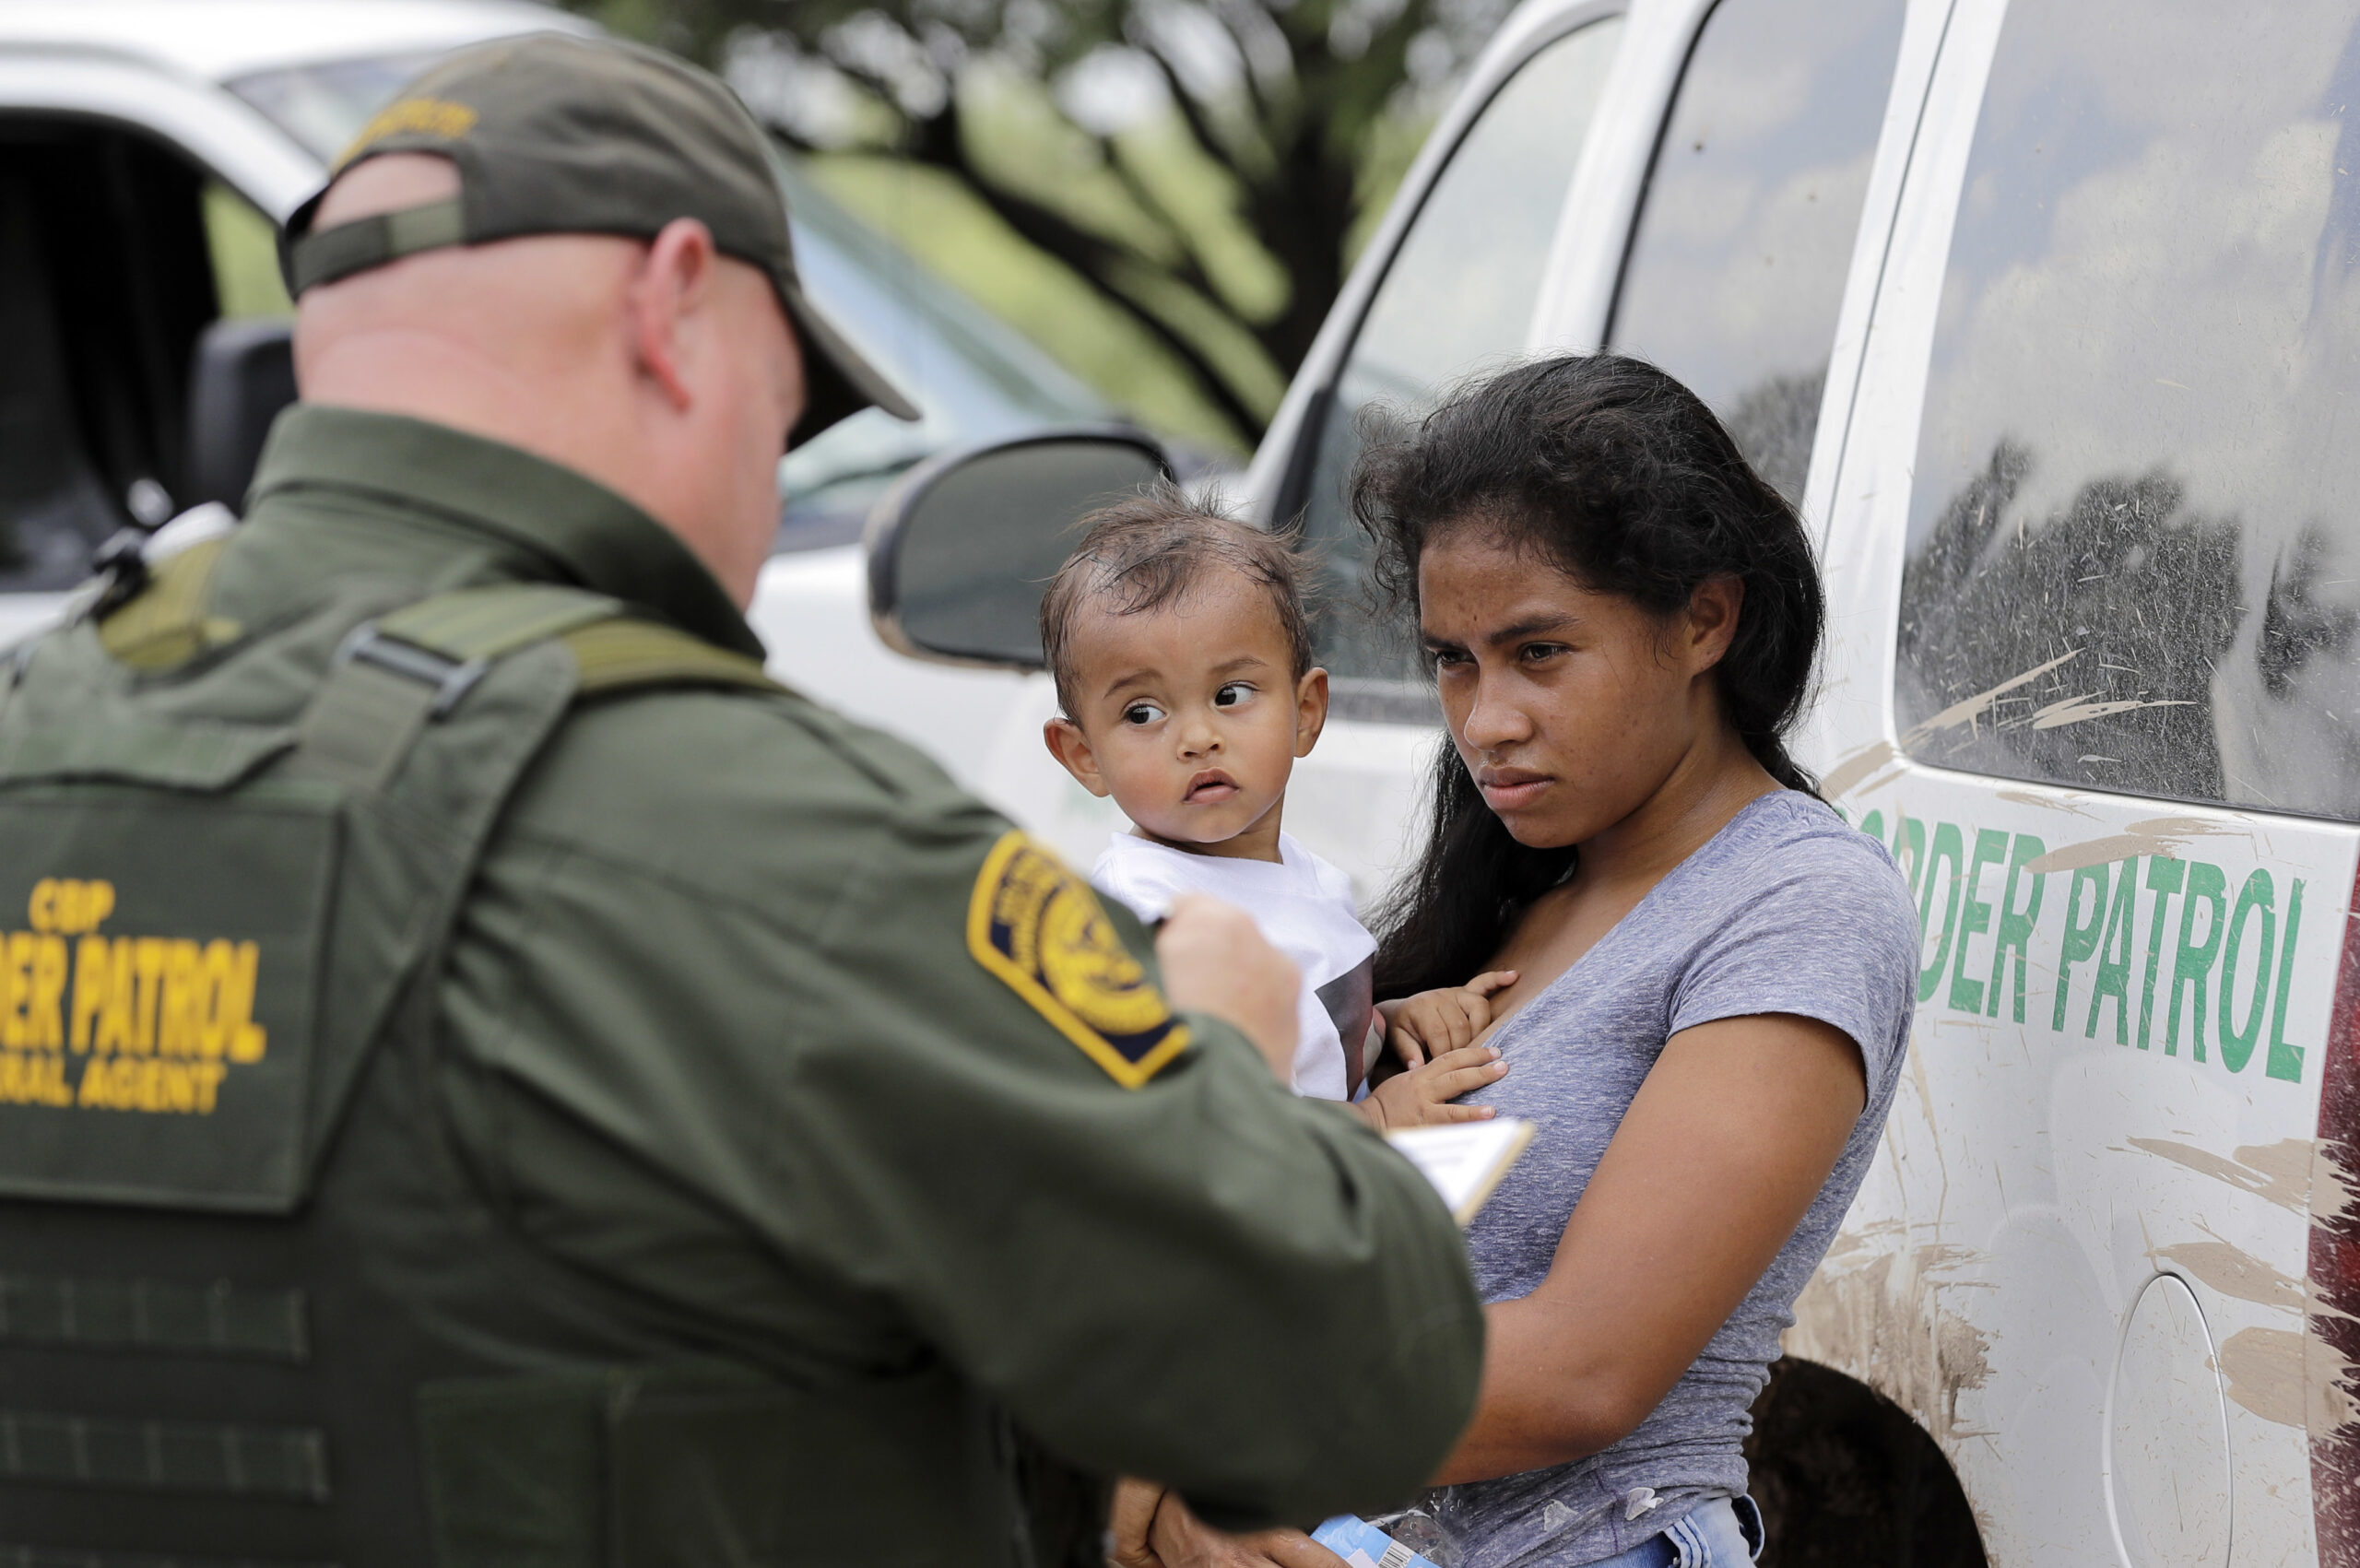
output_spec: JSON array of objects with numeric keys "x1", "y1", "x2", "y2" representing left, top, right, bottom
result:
[{"x1": 184, "y1": 317, "x2": 296, "y2": 513}]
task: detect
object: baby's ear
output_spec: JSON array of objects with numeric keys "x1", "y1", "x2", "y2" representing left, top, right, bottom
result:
[
  {"x1": 1043, "y1": 716, "x2": 1112, "y2": 796},
  {"x1": 1293, "y1": 667, "x2": 1331, "y2": 758}
]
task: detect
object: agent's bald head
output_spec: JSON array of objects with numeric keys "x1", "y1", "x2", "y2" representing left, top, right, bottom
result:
[{"x1": 294, "y1": 153, "x2": 806, "y2": 607}]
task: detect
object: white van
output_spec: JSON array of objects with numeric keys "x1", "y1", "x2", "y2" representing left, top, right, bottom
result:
[
  {"x1": 840, "y1": 1, "x2": 2360, "y2": 1564},
  {"x1": 7, "y1": 0, "x2": 2354, "y2": 1561}
]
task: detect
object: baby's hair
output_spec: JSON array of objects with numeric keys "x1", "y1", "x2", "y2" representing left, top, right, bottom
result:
[{"x1": 1040, "y1": 481, "x2": 1316, "y2": 717}]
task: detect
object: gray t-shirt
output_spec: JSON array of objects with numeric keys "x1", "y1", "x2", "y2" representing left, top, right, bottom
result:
[{"x1": 1430, "y1": 791, "x2": 1917, "y2": 1567}]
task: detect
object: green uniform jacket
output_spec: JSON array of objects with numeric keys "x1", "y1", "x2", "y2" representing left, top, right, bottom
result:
[{"x1": 215, "y1": 406, "x2": 1483, "y2": 1526}]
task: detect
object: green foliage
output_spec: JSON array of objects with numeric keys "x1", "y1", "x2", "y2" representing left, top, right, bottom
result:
[
  {"x1": 563, "y1": 0, "x2": 1493, "y2": 449},
  {"x1": 202, "y1": 183, "x2": 292, "y2": 319}
]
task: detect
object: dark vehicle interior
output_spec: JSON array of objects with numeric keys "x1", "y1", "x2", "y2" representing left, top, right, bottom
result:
[{"x1": 0, "y1": 119, "x2": 283, "y2": 594}]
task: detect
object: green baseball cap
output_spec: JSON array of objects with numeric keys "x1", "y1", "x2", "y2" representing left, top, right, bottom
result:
[{"x1": 278, "y1": 31, "x2": 918, "y2": 448}]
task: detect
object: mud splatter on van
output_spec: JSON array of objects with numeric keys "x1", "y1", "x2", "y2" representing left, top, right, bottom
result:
[
  {"x1": 2214, "y1": 1326, "x2": 2359, "y2": 1434},
  {"x1": 2127, "y1": 1136, "x2": 2312, "y2": 1210},
  {"x1": 2150, "y1": 1238, "x2": 2306, "y2": 1313},
  {"x1": 1784, "y1": 1244, "x2": 1993, "y2": 1445},
  {"x1": 2026, "y1": 818, "x2": 2244, "y2": 874}
]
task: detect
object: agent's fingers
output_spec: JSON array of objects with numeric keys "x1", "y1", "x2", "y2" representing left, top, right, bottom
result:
[
  {"x1": 1244, "y1": 1530, "x2": 1351, "y2": 1568},
  {"x1": 1467, "y1": 970, "x2": 1520, "y2": 996},
  {"x1": 1106, "y1": 1479, "x2": 1168, "y2": 1568},
  {"x1": 1387, "y1": 1020, "x2": 1429, "y2": 1069},
  {"x1": 1416, "y1": 1100, "x2": 1497, "y2": 1123},
  {"x1": 1158, "y1": 896, "x2": 1299, "y2": 1081},
  {"x1": 1421, "y1": 1044, "x2": 1500, "y2": 1074},
  {"x1": 1147, "y1": 1497, "x2": 1348, "y2": 1568}
]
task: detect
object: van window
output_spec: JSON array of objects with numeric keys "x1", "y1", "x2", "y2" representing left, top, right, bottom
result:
[
  {"x1": 227, "y1": 53, "x2": 441, "y2": 164},
  {"x1": 1292, "y1": 18, "x2": 1623, "y2": 713},
  {"x1": 1894, "y1": 0, "x2": 2360, "y2": 819},
  {"x1": 1607, "y1": 0, "x2": 1906, "y2": 505}
]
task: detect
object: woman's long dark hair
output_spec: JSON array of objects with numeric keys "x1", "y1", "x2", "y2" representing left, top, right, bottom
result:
[{"x1": 1354, "y1": 353, "x2": 1824, "y2": 999}]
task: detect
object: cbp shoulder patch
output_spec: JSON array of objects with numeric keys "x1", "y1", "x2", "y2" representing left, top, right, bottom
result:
[{"x1": 967, "y1": 831, "x2": 1188, "y2": 1088}]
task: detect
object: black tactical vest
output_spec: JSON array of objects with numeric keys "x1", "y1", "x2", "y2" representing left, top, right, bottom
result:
[{"x1": 0, "y1": 543, "x2": 1095, "y2": 1567}]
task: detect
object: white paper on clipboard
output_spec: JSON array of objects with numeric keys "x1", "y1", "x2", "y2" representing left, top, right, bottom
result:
[{"x1": 1384, "y1": 1118, "x2": 1536, "y2": 1224}]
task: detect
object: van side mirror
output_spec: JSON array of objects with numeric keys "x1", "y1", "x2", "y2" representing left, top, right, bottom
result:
[
  {"x1": 866, "y1": 429, "x2": 1171, "y2": 668},
  {"x1": 184, "y1": 317, "x2": 297, "y2": 513}
]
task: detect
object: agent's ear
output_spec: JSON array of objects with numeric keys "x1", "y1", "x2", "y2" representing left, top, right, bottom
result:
[
  {"x1": 1293, "y1": 667, "x2": 1330, "y2": 759},
  {"x1": 1682, "y1": 575, "x2": 1744, "y2": 674},
  {"x1": 626, "y1": 217, "x2": 719, "y2": 413},
  {"x1": 1044, "y1": 716, "x2": 1111, "y2": 797}
]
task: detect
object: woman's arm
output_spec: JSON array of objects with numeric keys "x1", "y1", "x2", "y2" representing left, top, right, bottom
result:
[{"x1": 1433, "y1": 1010, "x2": 1867, "y2": 1482}]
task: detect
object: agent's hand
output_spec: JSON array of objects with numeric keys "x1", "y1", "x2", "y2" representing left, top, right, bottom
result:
[
  {"x1": 1106, "y1": 1479, "x2": 1169, "y2": 1568},
  {"x1": 1144, "y1": 1491, "x2": 1350, "y2": 1568},
  {"x1": 1156, "y1": 895, "x2": 1300, "y2": 1084},
  {"x1": 1384, "y1": 971, "x2": 1517, "y2": 1067},
  {"x1": 1356, "y1": 1044, "x2": 1508, "y2": 1131}
]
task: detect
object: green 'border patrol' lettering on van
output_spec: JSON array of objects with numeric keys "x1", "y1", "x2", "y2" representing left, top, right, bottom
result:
[{"x1": 1857, "y1": 809, "x2": 2307, "y2": 1084}]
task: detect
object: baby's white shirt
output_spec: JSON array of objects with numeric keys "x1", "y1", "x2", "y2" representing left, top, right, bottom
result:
[{"x1": 1091, "y1": 831, "x2": 1376, "y2": 1102}]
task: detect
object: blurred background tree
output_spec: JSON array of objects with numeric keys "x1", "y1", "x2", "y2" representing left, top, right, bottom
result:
[{"x1": 564, "y1": 0, "x2": 1507, "y2": 453}]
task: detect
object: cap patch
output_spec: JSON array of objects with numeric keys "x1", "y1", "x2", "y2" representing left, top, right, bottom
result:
[
  {"x1": 967, "y1": 831, "x2": 1187, "y2": 1088},
  {"x1": 336, "y1": 97, "x2": 479, "y2": 168}
]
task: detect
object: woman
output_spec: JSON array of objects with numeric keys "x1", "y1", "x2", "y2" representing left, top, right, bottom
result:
[{"x1": 1127, "y1": 353, "x2": 1918, "y2": 1568}]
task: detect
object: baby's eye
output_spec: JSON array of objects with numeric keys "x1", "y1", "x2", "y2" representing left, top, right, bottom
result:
[
  {"x1": 1123, "y1": 701, "x2": 1165, "y2": 725},
  {"x1": 1213, "y1": 682, "x2": 1253, "y2": 708}
]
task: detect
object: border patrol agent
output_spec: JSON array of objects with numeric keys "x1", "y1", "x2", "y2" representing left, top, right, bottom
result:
[{"x1": 0, "y1": 33, "x2": 1482, "y2": 1568}]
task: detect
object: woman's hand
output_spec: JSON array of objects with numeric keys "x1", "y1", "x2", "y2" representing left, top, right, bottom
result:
[
  {"x1": 1141, "y1": 1491, "x2": 1351, "y2": 1568},
  {"x1": 1431, "y1": 1010, "x2": 1866, "y2": 1482},
  {"x1": 1385, "y1": 972, "x2": 1516, "y2": 1067},
  {"x1": 1356, "y1": 1044, "x2": 1506, "y2": 1130}
]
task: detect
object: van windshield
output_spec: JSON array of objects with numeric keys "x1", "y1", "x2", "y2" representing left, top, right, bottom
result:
[
  {"x1": 1895, "y1": 0, "x2": 2360, "y2": 819},
  {"x1": 227, "y1": 54, "x2": 443, "y2": 164}
]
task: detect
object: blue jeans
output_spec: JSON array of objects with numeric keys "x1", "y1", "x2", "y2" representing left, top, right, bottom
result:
[{"x1": 1586, "y1": 1496, "x2": 1764, "y2": 1567}]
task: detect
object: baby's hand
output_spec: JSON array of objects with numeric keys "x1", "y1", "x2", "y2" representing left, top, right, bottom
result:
[
  {"x1": 1356, "y1": 1044, "x2": 1508, "y2": 1130},
  {"x1": 1385, "y1": 971, "x2": 1517, "y2": 1068}
]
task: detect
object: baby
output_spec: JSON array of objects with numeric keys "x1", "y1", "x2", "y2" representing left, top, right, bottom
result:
[{"x1": 1038, "y1": 487, "x2": 1510, "y2": 1128}]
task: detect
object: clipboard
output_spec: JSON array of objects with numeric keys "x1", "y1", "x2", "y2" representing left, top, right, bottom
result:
[{"x1": 1384, "y1": 1118, "x2": 1537, "y2": 1225}]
